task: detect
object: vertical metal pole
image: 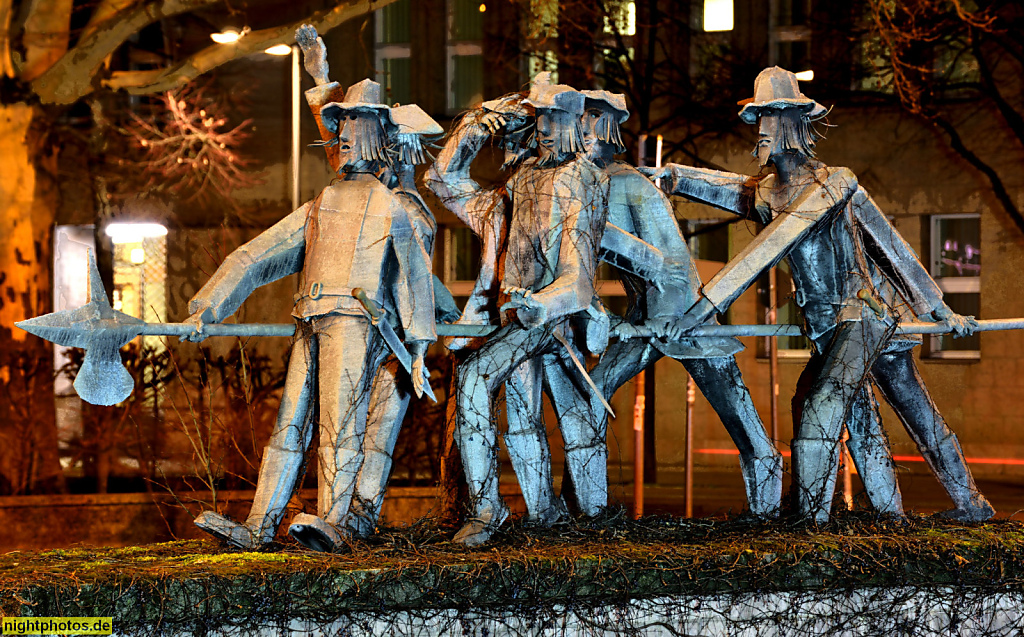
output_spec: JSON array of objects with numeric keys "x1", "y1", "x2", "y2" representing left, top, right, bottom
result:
[
  {"x1": 684, "y1": 375, "x2": 695, "y2": 518},
  {"x1": 768, "y1": 267, "x2": 779, "y2": 441},
  {"x1": 632, "y1": 133, "x2": 648, "y2": 520},
  {"x1": 291, "y1": 45, "x2": 301, "y2": 212},
  {"x1": 633, "y1": 370, "x2": 646, "y2": 519}
]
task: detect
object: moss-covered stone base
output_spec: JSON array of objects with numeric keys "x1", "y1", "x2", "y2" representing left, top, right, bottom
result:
[{"x1": 3, "y1": 513, "x2": 1024, "y2": 635}]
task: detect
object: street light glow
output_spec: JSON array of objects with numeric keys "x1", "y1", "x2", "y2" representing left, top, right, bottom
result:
[
  {"x1": 106, "y1": 223, "x2": 168, "y2": 245},
  {"x1": 210, "y1": 27, "x2": 246, "y2": 44},
  {"x1": 703, "y1": 0, "x2": 734, "y2": 32},
  {"x1": 265, "y1": 44, "x2": 293, "y2": 56}
]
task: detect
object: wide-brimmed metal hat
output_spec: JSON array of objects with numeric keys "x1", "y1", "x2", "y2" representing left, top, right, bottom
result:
[
  {"x1": 390, "y1": 104, "x2": 443, "y2": 137},
  {"x1": 522, "y1": 72, "x2": 584, "y2": 116},
  {"x1": 581, "y1": 89, "x2": 629, "y2": 123},
  {"x1": 738, "y1": 66, "x2": 827, "y2": 124},
  {"x1": 320, "y1": 79, "x2": 394, "y2": 132}
]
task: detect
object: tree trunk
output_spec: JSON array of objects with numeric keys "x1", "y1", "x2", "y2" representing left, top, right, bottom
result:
[{"x1": 0, "y1": 102, "x2": 66, "y2": 495}]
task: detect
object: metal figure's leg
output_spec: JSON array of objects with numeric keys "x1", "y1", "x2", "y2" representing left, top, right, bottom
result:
[
  {"x1": 289, "y1": 315, "x2": 382, "y2": 552},
  {"x1": 872, "y1": 350, "x2": 994, "y2": 521},
  {"x1": 505, "y1": 357, "x2": 564, "y2": 526},
  {"x1": 557, "y1": 339, "x2": 659, "y2": 517},
  {"x1": 845, "y1": 387, "x2": 904, "y2": 516},
  {"x1": 793, "y1": 319, "x2": 888, "y2": 523},
  {"x1": 451, "y1": 325, "x2": 553, "y2": 546},
  {"x1": 348, "y1": 354, "x2": 411, "y2": 538},
  {"x1": 685, "y1": 356, "x2": 783, "y2": 518},
  {"x1": 195, "y1": 330, "x2": 318, "y2": 549}
]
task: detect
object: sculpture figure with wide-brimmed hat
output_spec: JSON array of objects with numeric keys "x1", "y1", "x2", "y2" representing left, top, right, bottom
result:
[
  {"x1": 188, "y1": 72, "x2": 439, "y2": 552},
  {"x1": 643, "y1": 66, "x2": 992, "y2": 523}
]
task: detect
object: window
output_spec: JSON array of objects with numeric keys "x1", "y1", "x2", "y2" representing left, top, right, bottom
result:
[
  {"x1": 703, "y1": 0, "x2": 734, "y2": 32},
  {"x1": 447, "y1": 0, "x2": 484, "y2": 113},
  {"x1": 928, "y1": 214, "x2": 981, "y2": 358},
  {"x1": 375, "y1": 0, "x2": 412, "y2": 107},
  {"x1": 442, "y1": 226, "x2": 481, "y2": 309},
  {"x1": 770, "y1": 0, "x2": 812, "y2": 78}
]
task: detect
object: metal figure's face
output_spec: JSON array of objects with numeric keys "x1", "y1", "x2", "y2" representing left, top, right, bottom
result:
[
  {"x1": 337, "y1": 111, "x2": 378, "y2": 171},
  {"x1": 581, "y1": 106, "x2": 606, "y2": 159},
  {"x1": 756, "y1": 109, "x2": 783, "y2": 168},
  {"x1": 535, "y1": 110, "x2": 558, "y2": 160}
]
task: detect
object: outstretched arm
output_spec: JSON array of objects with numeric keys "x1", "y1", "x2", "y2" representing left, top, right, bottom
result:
[
  {"x1": 854, "y1": 188, "x2": 976, "y2": 337},
  {"x1": 641, "y1": 164, "x2": 758, "y2": 218},
  {"x1": 185, "y1": 202, "x2": 310, "y2": 339}
]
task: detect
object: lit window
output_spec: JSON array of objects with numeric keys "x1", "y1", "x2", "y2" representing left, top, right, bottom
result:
[
  {"x1": 604, "y1": 1, "x2": 636, "y2": 36},
  {"x1": 928, "y1": 214, "x2": 981, "y2": 358},
  {"x1": 703, "y1": 0, "x2": 734, "y2": 32}
]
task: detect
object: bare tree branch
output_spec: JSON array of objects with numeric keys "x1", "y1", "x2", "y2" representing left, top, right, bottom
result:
[
  {"x1": 31, "y1": 0, "x2": 224, "y2": 104},
  {"x1": 933, "y1": 115, "x2": 1024, "y2": 234},
  {"x1": 104, "y1": 0, "x2": 399, "y2": 95},
  {"x1": 79, "y1": 0, "x2": 141, "y2": 43}
]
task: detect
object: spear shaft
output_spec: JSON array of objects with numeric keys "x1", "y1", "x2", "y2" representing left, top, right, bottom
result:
[{"x1": 137, "y1": 319, "x2": 1024, "y2": 340}]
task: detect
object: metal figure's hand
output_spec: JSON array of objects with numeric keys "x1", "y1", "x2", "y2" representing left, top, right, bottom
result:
[
  {"x1": 500, "y1": 287, "x2": 548, "y2": 329},
  {"x1": 480, "y1": 93, "x2": 530, "y2": 134},
  {"x1": 181, "y1": 310, "x2": 211, "y2": 343},
  {"x1": 411, "y1": 353, "x2": 430, "y2": 399},
  {"x1": 933, "y1": 303, "x2": 979, "y2": 338},
  {"x1": 480, "y1": 111, "x2": 510, "y2": 135},
  {"x1": 295, "y1": 24, "x2": 330, "y2": 85}
]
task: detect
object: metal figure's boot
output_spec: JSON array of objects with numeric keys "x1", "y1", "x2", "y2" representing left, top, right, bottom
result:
[
  {"x1": 791, "y1": 439, "x2": 840, "y2": 524},
  {"x1": 925, "y1": 436, "x2": 995, "y2": 522},
  {"x1": 564, "y1": 443, "x2": 609, "y2": 518},
  {"x1": 740, "y1": 453, "x2": 783, "y2": 519},
  {"x1": 452, "y1": 437, "x2": 510, "y2": 547},
  {"x1": 846, "y1": 435, "x2": 905, "y2": 517},
  {"x1": 289, "y1": 512, "x2": 346, "y2": 552},
  {"x1": 194, "y1": 445, "x2": 305, "y2": 549}
]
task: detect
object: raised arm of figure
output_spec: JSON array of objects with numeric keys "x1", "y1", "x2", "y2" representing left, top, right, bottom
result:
[
  {"x1": 295, "y1": 24, "x2": 330, "y2": 86},
  {"x1": 640, "y1": 164, "x2": 757, "y2": 217},
  {"x1": 184, "y1": 202, "x2": 310, "y2": 339},
  {"x1": 425, "y1": 107, "x2": 509, "y2": 236}
]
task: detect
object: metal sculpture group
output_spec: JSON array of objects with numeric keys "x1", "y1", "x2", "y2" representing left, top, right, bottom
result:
[{"x1": 20, "y1": 26, "x2": 1012, "y2": 552}]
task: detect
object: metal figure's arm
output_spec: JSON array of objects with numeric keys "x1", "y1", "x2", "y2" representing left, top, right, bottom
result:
[
  {"x1": 424, "y1": 108, "x2": 506, "y2": 236},
  {"x1": 598, "y1": 224, "x2": 665, "y2": 283},
  {"x1": 618, "y1": 168, "x2": 703, "y2": 312},
  {"x1": 295, "y1": 24, "x2": 330, "y2": 86},
  {"x1": 853, "y1": 188, "x2": 976, "y2": 336},
  {"x1": 853, "y1": 189, "x2": 944, "y2": 317},
  {"x1": 390, "y1": 192, "x2": 439, "y2": 345},
  {"x1": 695, "y1": 168, "x2": 859, "y2": 320},
  {"x1": 187, "y1": 203, "x2": 310, "y2": 327},
  {"x1": 642, "y1": 164, "x2": 757, "y2": 217}
]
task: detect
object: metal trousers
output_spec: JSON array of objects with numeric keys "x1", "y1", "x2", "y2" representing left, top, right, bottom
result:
[
  {"x1": 452, "y1": 323, "x2": 585, "y2": 522},
  {"x1": 244, "y1": 314, "x2": 384, "y2": 539}
]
